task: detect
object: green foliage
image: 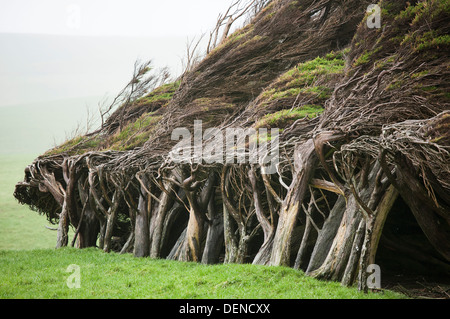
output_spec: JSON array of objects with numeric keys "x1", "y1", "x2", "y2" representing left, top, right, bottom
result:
[
  {"x1": 207, "y1": 24, "x2": 256, "y2": 57},
  {"x1": 46, "y1": 112, "x2": 162, "y2": 155},
  {"x1": 350, "y1": 0, "x2": 449, "y2": 72},
  {"x1": 410, "y1": 0, "x2": 450, "y2": 25},
  {"x1": 396, "y1": 0, "x2": 450, "y2": 53},
  {"x1": 45, "y1": 135, "x2": 103, "y2": 156},
  {"x1": 238, "y1": 35, "x2": 265, "y2": 49},
  {"x1": 281, "y1": 52, "x2": 346, "y2": 84},
  {"x1": 300, "y1": 86, "x2": 333, "y2": 99},
  {"x1": 262, "y1": 88, "x2": 301, "y2": 100},
  {"x1": 260, "y1": 51, "x2": 346, "y2": 105},
  {"x1": 228, "y1": 25, "x2": 255, "y2": 44},
  {"x1": 415, "y1": 31, "x2": 450, "y2": 51},
  {"x1": 46, "y1": 136, "x2": 84, "y2": 155},
  {"x1": 135, "y1": 81, "x2": 180, "y2": 106},
  {"x1": 386, "y1": 79, "x2": 404, "y2": 91},
  {"x1": 262, "y1": 87, "x2": 332, "y2": 101},
  {"x1": 0, "y1": 248, "x2": 406, "y2": 299},
  {"x1": 353, "y1": 47, "x2": 382, "y2": 67},
  {"x1": 256, "y1": 105, "x2": 324, "y2": 129},
  {"x1": 109, "y1": 112, "x2": 161, "y2": 151},
  {"x1": 375, "y1": 54, "x2": 397, "y2": 69},
  {"x1": 395, "y1": 1, "x2": 426, "y2": 21}
]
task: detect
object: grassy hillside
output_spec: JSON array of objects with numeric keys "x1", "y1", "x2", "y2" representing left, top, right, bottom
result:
[{"x1": 0, "y1": 248, "x2": 405, "y2": 299}]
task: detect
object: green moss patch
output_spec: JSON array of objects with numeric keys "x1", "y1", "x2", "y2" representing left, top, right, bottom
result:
[
  {"x1": 256, "y1": 50, "x2": 347, "y2": 113},
  {"x1": 280, "y1": 51, "x2": 346, "y2": 85},
  {"x1": 45, "y1": 135, "x2": 103, "y2": 156},
  {"x1": 109, "y1": 112, "x2": 161, "y2": 151},
  {"x1": 134, "y1": 81, "x2": 180, "y2": 107},
  {"x1": 255, "y1": 105, "x2": 324, "y2": 129}
]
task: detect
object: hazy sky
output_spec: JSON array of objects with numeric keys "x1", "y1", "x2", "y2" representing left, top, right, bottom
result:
[
  {"x1": 0, "y1": 0, "x2": 228, "y2": 37},
  {"x1": 0, "y1": 1, "x2": 246, "y2": 154},
  {"x1": 0, "y1": 1, "x2": 237, "y2": 107}
]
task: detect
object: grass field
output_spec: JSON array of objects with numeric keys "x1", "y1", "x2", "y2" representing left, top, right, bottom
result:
[{"x1": 0, "y1": 248, "x2": 405, "y2": 299}]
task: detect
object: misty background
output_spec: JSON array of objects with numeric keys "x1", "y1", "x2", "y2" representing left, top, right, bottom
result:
[{"x1": 0, "y1": 0, "x2": 238, "y2": 155}]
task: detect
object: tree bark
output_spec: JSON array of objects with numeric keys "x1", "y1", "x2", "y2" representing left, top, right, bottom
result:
[
  {"x1": 56, "y1": 201, "x2": 69, "y2": 249},
  {"x1": 309, "y1": 194, "x2": 363, "y2": 281},
  {"x1": 63, "y1": 160, "x2": 80, "y2": 229},
  {"x1": 294, "y1": 217, "x2": 315, "y2": 270},
  {"x1": 222, "y1": 201, "x2": 250, "y2": 264},
  {"x1": 160, "y1": 191, "x2": 187, "y2": 258},
  {"x1": 120, "y1": 231, "x2": 135, "y2": 254},
  {"x1": 76, "y1": 178, "x2": 100, "y2": 248},
  {"x1": 202, "y1": 194, "x2": 224, "y2": 264},
  {"x1": 134, "y1": 189, "x2": 150, "y2": 257},
  {"x1": 341, "y1": 219, "x2": 365, "y2": 287},
  {"x1": 103, "y1": 190, "x2": 120, "y2": 253},
  {"x1": 368, "y1": 184, "x2": 398, "y2": 265},
  {"x1": 77, "y1": 207, "x2": 100, "y2": 248},
  {"x1": 167, "y1": 228, "x2": 187, "y2": 260},
  {"x1": 176, "y1": 171, "x2": 217, "y2": 262},
  {"x1": 306, "y1": 196, "x2": 346, "y2": 273},
  {"x1": 249, "y1": 166, "x2": 276, "y2": 266},
  {"x1": 149, "y1": 181, "x2": 174, "y2": 258},
  {"x1": 308, "y1": 161, "x2": 390, "y2": 286},
  {"x1": 183, "y1": 199, "x2": 205, "y2": 262},
  {"x1": 270, "y1": 138, "x2": 317, "y2": 266},
  {"x1": 223, "y1": 202, "x2": 239, "y2": 263}
]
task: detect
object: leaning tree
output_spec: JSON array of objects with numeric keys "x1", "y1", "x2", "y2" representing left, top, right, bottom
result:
[{"x1": 15, "y1": 0, "x2": 450, "y2": 292}]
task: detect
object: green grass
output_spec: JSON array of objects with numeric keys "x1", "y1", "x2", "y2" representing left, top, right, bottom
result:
[
  {"x1": 135, "y1": 81, "x2": 180, "y2": 105},
  {"x1": 0, "y1": 248, "x2": 406, "y2": 299},
  {"x1": 109, "y1": 112, "x2": 161, "y2": 151},
  {"x1": 255, "y1": 105, "x2": 324, "y2": 129},
  {"x1": 258, "y1": 51, "x2": 346, "y2": 107},
  {"x1": 396, "y1": 1, "x2": 450, "y2": 54},
  {"x1": 279, "y1": 53, "x2": 346, "y2": 87},
  {"x1": 45, "y1": 111, "x2": 162, "y2": 155},
  {"x1": 45, "y1": 135, "x2": 100, "y2": 156},
  {"x1": 0, "y1": 154, "x2": 58, "y2": 250},
  {"x1": 353, "y1": 47, "x2": 382, "y2": 67}
]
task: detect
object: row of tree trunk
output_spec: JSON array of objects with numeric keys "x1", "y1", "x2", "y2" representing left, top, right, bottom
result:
[{"x1": 22, "y1": 120, "x2": 448, "y2": 292}]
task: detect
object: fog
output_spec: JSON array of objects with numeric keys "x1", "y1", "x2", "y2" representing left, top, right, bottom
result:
[
  {"x1": 0, "y1": 33, "x2": 194, "y2": 107},
  {"x1": 0, "y1": 0, "x2": 233, "y2": 107},
  {"x1": 0, "y1": 0, "x2": 235, "y2": 154}
]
